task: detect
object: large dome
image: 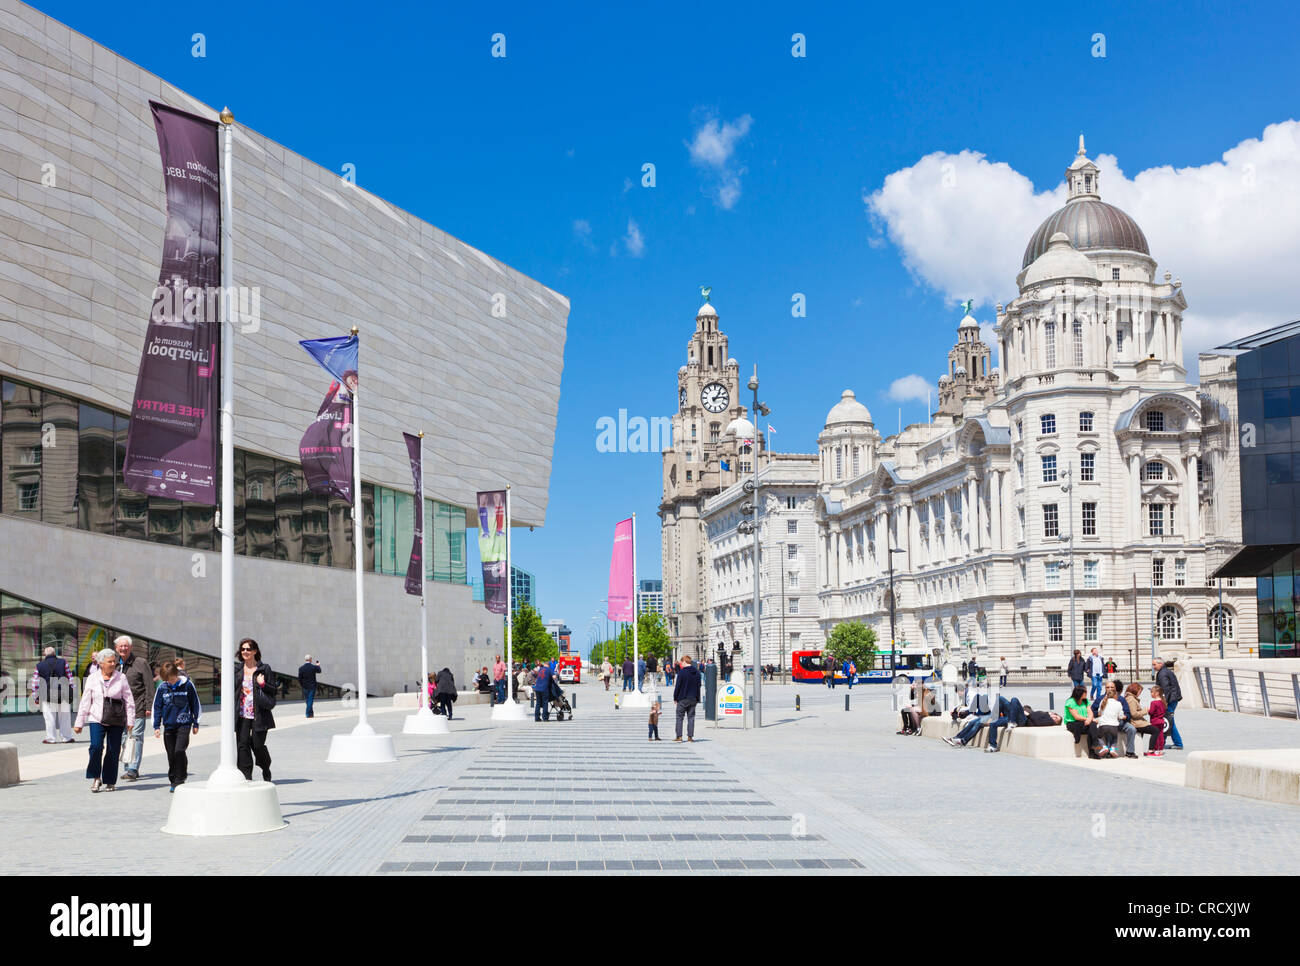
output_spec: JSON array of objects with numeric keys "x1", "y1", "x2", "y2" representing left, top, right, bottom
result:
[
  {"x1": 825, "y1": 389, "x2": 872, "y2": 427},
  {"x1": 1022, "y1": 198, "x2": 1149, "y2": 268}
]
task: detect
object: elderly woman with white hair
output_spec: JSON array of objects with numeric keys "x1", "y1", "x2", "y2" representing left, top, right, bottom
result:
[{"x1": 73, "y1": 647, "x2": 136, "y2": 792}]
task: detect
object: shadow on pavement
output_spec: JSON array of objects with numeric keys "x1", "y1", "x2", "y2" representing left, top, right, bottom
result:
[{"x1": 280, "y1": 785, "x2": 438, "y2": 819}]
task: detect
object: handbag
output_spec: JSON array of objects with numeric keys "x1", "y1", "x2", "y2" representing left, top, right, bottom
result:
[{"x1": 101, "y1": 694, "x2": 127, "y2": 727}]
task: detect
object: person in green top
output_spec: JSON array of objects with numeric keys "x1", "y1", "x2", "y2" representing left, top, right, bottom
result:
[{"x1": 1063, "y1": 685, "x2": 1091, "y2": 752}]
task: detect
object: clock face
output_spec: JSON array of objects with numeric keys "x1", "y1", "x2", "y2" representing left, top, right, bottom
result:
[
  {"x1": 679, "y1": 387, "x2": 687, "y2": 409},
  {"x1": 701, "y1": 382, "x2": 729, "y2": 413}
]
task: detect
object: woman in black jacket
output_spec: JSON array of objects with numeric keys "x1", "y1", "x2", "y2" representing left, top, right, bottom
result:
[
  {"x1": 1067, "y1": 650, "x2": 1087, "y2": 690},
  {"x1": 234, "y1": 637, "x2": 277, "y2": 781},
  {"x1": 434, "y1": 667, "x2": 457, "y2": 721}
]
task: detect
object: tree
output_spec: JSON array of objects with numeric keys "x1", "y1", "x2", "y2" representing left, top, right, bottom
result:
[
  {"x1": 510, "y1": 603, "x2": 557, "y2": 665},
  {"x1": 614, "y1": 612, "x2": 672, "y2": 661},
  {"x1": 825, "y1": 621, "x2": 877, "y2": 672}
]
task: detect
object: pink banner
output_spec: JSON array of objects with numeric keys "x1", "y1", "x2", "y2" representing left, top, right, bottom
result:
[{"x1": 607, "y1": 517, "x2": 634, "y2": 621}]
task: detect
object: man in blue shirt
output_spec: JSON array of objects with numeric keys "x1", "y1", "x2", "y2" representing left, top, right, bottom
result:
[{"x1": 533, "y1": 661, "x2": 553, "y2": 722}]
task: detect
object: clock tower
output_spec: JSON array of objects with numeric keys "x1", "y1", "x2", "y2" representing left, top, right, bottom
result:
[{"x1": 659, "y1": 294, "x2": 752, "y2": 659}]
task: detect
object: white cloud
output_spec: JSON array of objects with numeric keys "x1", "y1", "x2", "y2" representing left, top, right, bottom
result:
[
  {"x1": 886, "y1": 374, "x2": 934, "y2": 404},
  {"x1": 864, "y1": 121, "x2": 1300, "y2": 368},
  {"x1": 688, "y1": 114, "x2": 753, "y2": 167},
  {"x1": 624, "y1": 218, "x2": 645, "y2": 258},
  {"x1": 687, "y1": 114, "x2": 753, "y2": 209},
  {"x1": 572, "y1": 219, "x2": 595, "y2": 252}
]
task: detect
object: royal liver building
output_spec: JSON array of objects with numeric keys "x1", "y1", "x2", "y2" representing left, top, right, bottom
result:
[{"x1": 816, "y1": 138, "x2": 1254, "y2": 665}]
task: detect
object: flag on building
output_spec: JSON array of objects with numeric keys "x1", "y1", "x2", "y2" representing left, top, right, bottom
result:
[
  {"x1": 298, "y1": 334, "x2": 359, "y2": 504},
  {"x1": 402, "y1": 432, "x2": 423, "y2": 596},
  {"x1": 720, "y1": 459, "x2": 731, "y2": 471},
  {"x1": 608, "y1": 518, "x2": 634, "y2": 621},
  {"x1": 298, "y1": 380, "x2": 353, "y2": 503},
  {"x1": 477, "y1": 490, "x2": 508, "y2": 614}
]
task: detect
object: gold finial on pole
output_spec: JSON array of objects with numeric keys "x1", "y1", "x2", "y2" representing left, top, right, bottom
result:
[
  {"x1": 219, "y1": 107, "x2": 234, "y2": 125},
  {"x1": 418, "y1": 431, "x2": 424, "y2": 438},
  {"x1": 350, "y1": 325, "x2": 359, "y2": 335}
]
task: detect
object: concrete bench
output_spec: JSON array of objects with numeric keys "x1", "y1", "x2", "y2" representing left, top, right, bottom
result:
[
  {"x1": 1185, "y1": 750, "x2": 1300, "y2": 806},
  {"x1": 916, "y1": 715, "x2": 1079, "y2": 759},
  {"x1": 0, "y1": 742, "x2": 18, "y2": 787}
]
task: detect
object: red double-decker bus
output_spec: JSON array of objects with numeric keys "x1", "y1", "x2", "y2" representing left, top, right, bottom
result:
[{"x1": 557, "y1": 653, "x2": 581, "y2": 683}]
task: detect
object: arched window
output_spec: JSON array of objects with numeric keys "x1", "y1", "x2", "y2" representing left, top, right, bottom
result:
[
  {"x1": 1158, "y1": 604, "x2": 1183, "y2": 641},
  {"x1": 1208, "y1": 605, "x2": 1235, "y2": 641},
  {"x1": 1142, "y1": 460, "x2": 1166, "y2": 481}
]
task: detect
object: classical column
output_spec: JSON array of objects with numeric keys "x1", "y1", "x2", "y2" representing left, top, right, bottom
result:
[
  {"x1": 1185, "y1": 454, "x2": 1200, "y2": 541},
  {"x1": 1129, "y1": 453, "x2": 1142, "y2": 541},
  {"x1": 966, "y1": 476, "x2": 978, "y2": 552},
  {"x1": 990, "y1": 471, "x2": 1003, "y2": 552}
]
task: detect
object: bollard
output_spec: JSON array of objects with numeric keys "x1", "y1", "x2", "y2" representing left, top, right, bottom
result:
[
  {"x1": 1049, "y1": 692, "x2": 1055, "y2": 710},
  {"x1": 529, "y1": 691, "x2": 535, "y2": 708},
  {"x1": 572, "y1": 693, "x2": 577, "y2": 709},
  {"x1": 844, "y1": 694, "x2": 850, "y2": 712},
  {"x1": 795, "y1": 694, "x2": 800, "y2": 711}
]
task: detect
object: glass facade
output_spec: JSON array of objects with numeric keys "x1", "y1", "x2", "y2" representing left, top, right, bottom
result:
[
  {"x1": 0, "y1": 590, "x2": 344, "y2": 715},
  {"x1": 1254, "y1": 550, "x2": 1300, "y2": 658},
  {"x1": 1, "y1": 375, "x2": 466, "y2": 582}
]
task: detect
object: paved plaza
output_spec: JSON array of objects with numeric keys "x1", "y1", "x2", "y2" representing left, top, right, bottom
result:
[{"x1": 3, "y1": 681, "x2": 1300, "y2": 875}]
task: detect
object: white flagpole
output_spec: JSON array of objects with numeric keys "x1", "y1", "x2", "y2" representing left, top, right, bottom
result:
[
  {"x1": 624, "y1": 512, "x2": 649, "y2": 707},
  {"x1": 165, "y1": 106, "x2": 284, "y2": 834},
  {"x1": 493, "y1": 485, "x2": 524, "y2": 720},
  {"x1": 419, "y1": 432, "x2": 429, "y2": 707},
  {"x1": 215, "y1": 111, "x2": 238, "y2": 783},
  {"x1": 327, "y1": 326, "x2": 396, "y2": 762},
  {"x1": 506, "y1": 485, "x2": 514, "y2": 676},
  {"x1": 352, "y1": 326, "x2": 370, "y2": 732},
  {"x1": 404, "y1": 432, "x2": 446, "y2": 734}
]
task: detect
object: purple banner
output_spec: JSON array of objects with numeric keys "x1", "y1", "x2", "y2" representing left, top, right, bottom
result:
[
  {"x1": 477, "y1": 490, "x2": 507, "y2": 615},
  {"x1": 299, "y1": 381, "x2": 353, "y2": 503},
  {"x1": 404, "y1": 432, "x2": 423, "y2": 596},
  {"x1": 122, "y1": 102, "x2": 221, "y2": 504}
]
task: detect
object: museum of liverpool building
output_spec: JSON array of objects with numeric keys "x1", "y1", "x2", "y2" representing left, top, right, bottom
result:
[{"x1": 0, "y1": 0, "x2": 568, "y2": 711}]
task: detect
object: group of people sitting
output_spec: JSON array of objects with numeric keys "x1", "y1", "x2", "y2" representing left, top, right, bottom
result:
[
  {"x1": 896, "y1": 677, "x2": 1170, "y2": 758},
  {"x1": 897, "y1": 684, "x2": 1060, "y2": 752},
  {"x1": 1063, "y1": 680, "x2": 1168, "y2": 758}
]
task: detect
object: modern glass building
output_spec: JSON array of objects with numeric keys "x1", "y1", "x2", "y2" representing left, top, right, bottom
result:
[
  {"x1": 0, "y1": 1, "x2": 567, "y2": 707},
  {"x1": 638, "y1": 579, "x2": 664, "y2": 616},
  {"x1": 1214, "y1": 320, "x2": 1300, "y2": 657},
  {"x1": 511, "y1": 567, "x2": 536, "y2": 615}
]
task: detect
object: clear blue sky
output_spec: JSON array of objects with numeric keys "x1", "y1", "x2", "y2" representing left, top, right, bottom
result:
[{"x1": 37, "y1": 0, "x2": 1300, "y2": 648}]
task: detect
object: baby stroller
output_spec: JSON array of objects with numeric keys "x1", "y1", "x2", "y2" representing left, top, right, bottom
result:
[{"x1": 548, "y1": 675, "x2": 573, "y2": 721}]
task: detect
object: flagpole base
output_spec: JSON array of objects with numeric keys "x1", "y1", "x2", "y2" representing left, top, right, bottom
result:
[
  {"x1": 491, "y1": 699, "x2": 528, "y2": 722},
  {"x1": 327, "y1": 727, "x2": 398, "y2": 763},
  {"x1": 622, "y1": 689, "x2": 652, "y2": 708},
  {"x1": 403, "y1": 708, "x2": 450, "y2": 734},
  {"x1": 161, "y1": 777, "x2": 286, "y2": 836}
]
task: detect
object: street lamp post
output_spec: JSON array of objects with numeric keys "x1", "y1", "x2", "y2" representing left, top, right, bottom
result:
[
  {"x1": 780, "y1": 543, "x2": 786, "y2": 684},
  {"x1": 887, "y1": 510, "x2": 906, "y2": 673},
  {"x1": 1062, "y1": 467, "x2": 1076, "y2": 658},
  {"x1": 742, "y1": 366, "x2": 771, "y2": 727}
]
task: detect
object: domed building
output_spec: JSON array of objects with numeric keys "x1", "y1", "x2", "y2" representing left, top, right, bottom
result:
[{"x1": 812, "y1": 137, "x2": 1253, "y2": 665}]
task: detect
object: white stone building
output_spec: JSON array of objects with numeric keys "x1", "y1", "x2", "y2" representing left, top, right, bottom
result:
[
  {"x1": 813, "y1": 138, "x2": 1255, "y2": 668},
  {"x1": 702, "y1": 452, "x2": 821, "y2": 669},
  {"x1": 658, "y1": 299, "x2": 767, "y2": 658}
]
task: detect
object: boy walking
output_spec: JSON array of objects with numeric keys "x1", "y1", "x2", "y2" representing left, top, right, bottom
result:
[
  {"x1": 152, "y1": 660, "x2": 201, "y2": 791},
  {"x1": 648, "y1": 698, "x2": 661, "y2": 741}
]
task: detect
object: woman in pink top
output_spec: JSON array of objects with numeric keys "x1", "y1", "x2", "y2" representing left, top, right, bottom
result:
[{"x1": 73, "y1": 648, "x2": 137, "y2": 792}]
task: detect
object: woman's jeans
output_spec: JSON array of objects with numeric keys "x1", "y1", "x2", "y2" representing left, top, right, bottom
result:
[{"x1": 86, "y1": 722, "x2": 124, "y2": 785}]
